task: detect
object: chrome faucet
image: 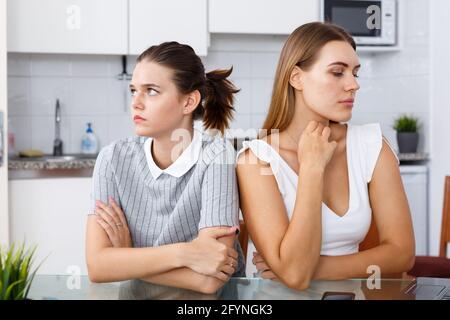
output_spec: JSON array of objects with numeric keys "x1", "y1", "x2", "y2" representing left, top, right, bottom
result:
[{"x1": 53, "y1": 99, "x2": 63, "y2": 156}]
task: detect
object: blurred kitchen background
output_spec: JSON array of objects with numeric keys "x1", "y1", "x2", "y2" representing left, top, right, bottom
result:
[{"x1": 0, "y1": 0, "x2": 449, "y2": 276}]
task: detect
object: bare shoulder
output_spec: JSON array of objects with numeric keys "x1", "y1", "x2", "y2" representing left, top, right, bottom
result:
[
  {"x1": 379, "y1": 137, "x2": 400, "y2": 169},
  {"x1": 371, "y1": 137, "x2": 401, "y2": 185}
]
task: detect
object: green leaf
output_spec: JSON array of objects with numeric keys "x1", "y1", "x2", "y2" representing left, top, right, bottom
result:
[
  {"x1": 393, "y1": 114, "x2": 420, "y2": 132},
  {"x1": 0, "y1": 242, "x2": 43, "y2": 300},
  {"x1": 4, "y1": 279, "x2": 25, "y2": 300}
]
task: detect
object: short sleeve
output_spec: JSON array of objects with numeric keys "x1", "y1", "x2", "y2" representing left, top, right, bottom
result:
[
  {"x1": 359, "y1": 123, "x2": 383, "y2": 183},
  {"x1": 89, "y1": 146, "x2": 120, "y2": 215},
  {"x1": 198, "y1": 141, "x2": 240, "y2": 230},
  {"x1": 357, "y1": 123, "x2": 400, "y2": 183}
]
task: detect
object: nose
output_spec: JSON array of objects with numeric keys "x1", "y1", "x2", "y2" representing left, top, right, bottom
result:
[
  {"x1": 345, "y1": 75, "x2": 360, "y2": 92},
  {"x1": 131, "y1": 92, "x2": 145, "y2": 110}
]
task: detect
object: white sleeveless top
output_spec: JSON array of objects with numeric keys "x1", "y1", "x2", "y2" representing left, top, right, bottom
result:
[{"x1": 237, "y1": 123, "x2": 399, "y2": 258}]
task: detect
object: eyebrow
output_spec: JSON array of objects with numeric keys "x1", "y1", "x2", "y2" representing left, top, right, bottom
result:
[
  {"x1": 328, "y1": 62, "x2": 361, "y2": 69},
  {"x1": 129, "y1": 83, "x2": 161, "y2": 89}
]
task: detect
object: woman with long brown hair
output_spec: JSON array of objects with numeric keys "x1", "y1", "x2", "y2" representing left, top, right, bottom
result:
[
  {"x1": 86, "y1": 42, "x2": 245, "y2": 294},
  {"x1": 236, "y1": 22, "x2": 415, "y2": 290}
]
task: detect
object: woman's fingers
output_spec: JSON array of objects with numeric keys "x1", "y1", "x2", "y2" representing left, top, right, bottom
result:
[
  {"x1": 97, "y1": 200, "x2": 122, "y2": 227},
  {"x1": 221, "y1": 264, "x2": 235, "y2": 276},
  {"x1": 306, "y1": 120, "x2": 319, "y2": 133},
  {"x1": 95, "y1": 206, "x2": 118, "y2": 234},
  {"x1": 314, "y1": 122, "x2": 325, "y2": 135},
  {"x1": 214, "y1": 272, "x2": 230, "y2": 282},
  {"x1": 227, "y1": 247, "x2": 238, "y2": 260},
  {"x1": 226, "y1": 256, "x2": 238, "y2": 269},
  {"x1": 109, "y1": 197, "x2": 127, "y2": 226},
  {"x1": 255, "y1": 261, "x2": 270, "y2": 272},
  {"x1": 96, "y1": 217, "x2": 116, "y2": 240},
  {"x1": 261, "y1": 270, "x2": 277, "y2": 280},
  {"x1": 207, "y1": 226, "x2": 238, "y2": 239},
  {"x1": 321, "y1": 126, "x2": 331, "y2": 140},
  {"x1": 252, "y1": 252, "x2": 265, "y2": 264}
]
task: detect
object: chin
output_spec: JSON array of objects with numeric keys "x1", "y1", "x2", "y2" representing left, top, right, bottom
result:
[
  {"x1": 134, "y1": 126, "x2": 154, "y2": 137},
  {"x1": 332, "y1": 112, "x2": 352, "y2": 123}
]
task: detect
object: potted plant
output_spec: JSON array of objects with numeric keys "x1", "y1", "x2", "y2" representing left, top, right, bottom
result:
[
  {"x1": 393, "y1": 115, "x2": 420, "y2": 154},
  {"x1": 0, "y1": 243, "x2": 42, "y2": 300}
]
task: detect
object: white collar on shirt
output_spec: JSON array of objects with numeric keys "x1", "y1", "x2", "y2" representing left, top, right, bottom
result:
[{"x1": 144, "y1": 129, "x2": 202, "y2": 180}]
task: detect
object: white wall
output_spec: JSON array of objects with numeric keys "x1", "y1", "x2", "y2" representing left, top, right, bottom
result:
[
  {"x1": 429, "y1": 0, "x2": 450, "y2": 256},
  {"x1": 0, "y1": 0, "x2": 9, "y2": 246}
]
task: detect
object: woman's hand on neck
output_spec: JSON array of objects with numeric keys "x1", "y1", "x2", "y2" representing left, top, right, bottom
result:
[{"x1": 283, "y1": 99, "x2": 330, "y2": 148}]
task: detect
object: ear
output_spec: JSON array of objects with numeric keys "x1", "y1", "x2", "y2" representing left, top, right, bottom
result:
[
  {"x1": 289, "y1": 66, "x2": 303, "y2": 91},
  {"x1": 182, "y1": 90, "x2": 201, "y2": 115}
]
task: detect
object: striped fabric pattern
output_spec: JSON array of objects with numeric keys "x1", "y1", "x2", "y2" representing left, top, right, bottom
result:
[{"x1": 89, "y1": 133, "x2": 245, "y2": 276}]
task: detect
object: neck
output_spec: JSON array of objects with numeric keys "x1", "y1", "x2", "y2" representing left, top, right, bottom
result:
[
  {"x1": 151, "y1": 124, "x2": 194, "y2": 170},
  {"x1": 284, "y1": 95, "x2": 333, "y2": 146}
]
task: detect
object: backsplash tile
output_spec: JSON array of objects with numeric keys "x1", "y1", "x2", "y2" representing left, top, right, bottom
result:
[
  {"x1": 7, "y1": 77, "x2": 30, "y2": 116},
  {"x1": 29, "y1": 77, "x2": 71, "y2": 116}
]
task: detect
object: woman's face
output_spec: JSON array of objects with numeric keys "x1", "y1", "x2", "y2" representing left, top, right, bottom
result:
[
  {"x1": 129, "y1": 60, "x2": 187, "y2": 137},
  {"x1": 297, "y1": 40, "x2": 361, "y2": 122}
]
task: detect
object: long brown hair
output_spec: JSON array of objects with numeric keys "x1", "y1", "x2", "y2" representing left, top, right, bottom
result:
[
  {"x1": 261, "y1": 22, "x2": 356, "y2": 136},
  {"x1": 136, "y1": 42, "x2": 239, "y2": 134}
]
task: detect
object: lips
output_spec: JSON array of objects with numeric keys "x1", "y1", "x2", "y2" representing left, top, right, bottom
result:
[
  {"x1": 133, "y1": 115, "x2": 146, "y2": 123},
  {"x1": 339, "y1": 98, "x2": 355, "y2": 107}
]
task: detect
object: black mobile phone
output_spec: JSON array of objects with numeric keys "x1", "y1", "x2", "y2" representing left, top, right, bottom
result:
[{"x1": 321, "y1": 291, "x2": 356, "y2": 300}]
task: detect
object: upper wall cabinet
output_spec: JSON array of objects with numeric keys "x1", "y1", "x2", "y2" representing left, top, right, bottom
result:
[
  {"x1": 209, "y1": 0, "x2": 319, "y2": 35},
  {"x1": 129, "y1": 0, "x2": 208, "y2": 56},
  {"x1": 7, "y1": 0, "x2": 127, "y2": 54}
]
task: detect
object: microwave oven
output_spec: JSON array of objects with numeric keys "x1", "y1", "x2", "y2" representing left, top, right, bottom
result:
[{"x1": 321, "y1": 0, "x2": 397, "y2": 46}]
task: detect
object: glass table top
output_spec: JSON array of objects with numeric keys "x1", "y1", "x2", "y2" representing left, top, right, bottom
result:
[{"x1": 27, "y1": 275, "x2": 421, "y2": 300}]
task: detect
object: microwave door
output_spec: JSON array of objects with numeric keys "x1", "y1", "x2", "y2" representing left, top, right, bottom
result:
[{"x1": 324, "y1": 0, "x2": 383, "y2": 43}]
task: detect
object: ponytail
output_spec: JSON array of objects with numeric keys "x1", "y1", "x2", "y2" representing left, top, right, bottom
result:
[{"x1": 202, "y1": 67, "x2": 240, "y2": 134}]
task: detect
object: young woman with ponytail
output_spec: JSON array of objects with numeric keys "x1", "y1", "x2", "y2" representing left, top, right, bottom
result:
[{"x1": 85, "y1": 42, "x2": 244, "y2": 294}]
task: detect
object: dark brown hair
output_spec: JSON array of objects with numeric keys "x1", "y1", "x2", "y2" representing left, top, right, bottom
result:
[
  {"x1": 262, "y1": 22, "x2": 356, "y2": 134},
  {"x1": 136, "y1": 42, "x2": 239, "y2": 134}
]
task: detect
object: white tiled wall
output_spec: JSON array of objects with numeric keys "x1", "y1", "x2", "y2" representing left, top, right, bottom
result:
[
  {"x1": 8, "y1": 54, "x2": 134, "y2": 154},
  {"x1": 7, "y1": 0, "x2": 430, "y2": 154}
]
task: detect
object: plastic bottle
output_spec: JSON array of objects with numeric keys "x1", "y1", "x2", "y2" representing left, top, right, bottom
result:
[{"x1": 81, "y1": 122, "x2": 98, "y2": 154}]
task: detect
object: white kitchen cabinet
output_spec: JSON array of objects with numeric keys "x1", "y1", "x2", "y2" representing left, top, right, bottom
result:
[
  {"x1": 400, "y1": 165, "x2": 429, "y2": 255},
  {"x1": 129, "y1": 0, "x2": 208, "y2": 56},
  {"x1": 7, "y1": 0, "x2": 127, "y2": 54},
  {"x1": 9, "y1": 178, "x2": 92, "y2": 275},
  {"x1": 209, "y1": 0, "x2": 319, "y2": 35}
]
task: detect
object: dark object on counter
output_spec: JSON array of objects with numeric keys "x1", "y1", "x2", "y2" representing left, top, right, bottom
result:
[
  {"x1": 322, "y1": 291, "x2": 355, "y2": 300},
  {"x1": 397, "y1": 132, "x2": 419, "y2": 153},
  {"x1": 53, "y1": 99, "x2": 63, "y2": 156}
]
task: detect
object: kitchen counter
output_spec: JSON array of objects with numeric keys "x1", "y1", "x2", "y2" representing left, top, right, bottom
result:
[{"x1": 8, "y1": 154, "x2": 97, "y2": 179}]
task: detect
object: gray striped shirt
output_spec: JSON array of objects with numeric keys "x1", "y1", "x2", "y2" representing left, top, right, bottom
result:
[{"x1": 89, "y1": 131, "x2": 245, "y2": 276}]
